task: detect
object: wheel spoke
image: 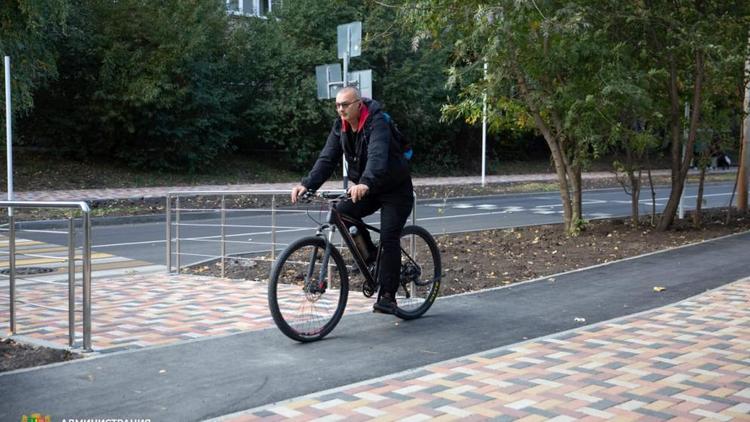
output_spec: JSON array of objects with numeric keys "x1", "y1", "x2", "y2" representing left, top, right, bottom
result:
[
  {"x1": 394, "y1": 226, "x2": 441, "y2": 317},
  {"x1": 269, "y1": 237, "x2": 349, "y2": 341}
]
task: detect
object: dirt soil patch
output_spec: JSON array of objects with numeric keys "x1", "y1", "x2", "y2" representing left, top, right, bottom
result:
[
  {"x1": 190, "y1": 208, "x2": 750, "y2": 297},
  {"x1": 0, "y1": 338, "x2": 80, "y2": 373}
]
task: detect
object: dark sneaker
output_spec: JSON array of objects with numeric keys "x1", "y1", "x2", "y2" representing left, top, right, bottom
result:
[{"x1": 373, "y1": 292, "x2": 398, "y2": 314}]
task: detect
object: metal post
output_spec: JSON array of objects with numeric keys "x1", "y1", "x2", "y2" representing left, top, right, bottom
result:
[
  {"x1": 220, "y1": 195, "x2": 226, "y2": 278},
  {"x1": 82, "y1": 211, "x2": 92, "y2": 351},
  {"x1": 68, "y1": 217, "x2": 76, "y2": 347},
  {"x1": 482, "y1": 60, "x2": 488, "y2": 187},
  {"x1": 9, "y1": 214, "x2": 16, "y2": 334},
  {"x1": 271, "y1": 195, "x2": 277, "y2": 261},
  {"x1": 411, "y1": 193, "x2": 417, "y2": 297},
  {"x1": 175, "y1": 196, "x2": 181, "y2": 274},
  {"x1": 5, "y1": 56, "x2": 13, "y2": 218},
  {"x1": 409, "y1": 191, "x2": 418, "y2": 298},
  {"x1": 412, "y1": 191, "x2": 417, "y2": 226},
  {"x1": 165, "y1": 194, "x2": 172, "y2": 273},
  {"x1": 342, "y1": 49, "x2": 350, "y2": 191}
]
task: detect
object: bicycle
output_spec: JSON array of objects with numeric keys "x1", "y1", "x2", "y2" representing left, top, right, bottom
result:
[{"x1": 268, "y1": 191, "x2": 442, "y2": 342}]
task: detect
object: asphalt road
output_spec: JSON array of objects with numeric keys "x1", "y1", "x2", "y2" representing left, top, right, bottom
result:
[{"x1": 14, "y1": 182, "x2": 737, "y2": 268}]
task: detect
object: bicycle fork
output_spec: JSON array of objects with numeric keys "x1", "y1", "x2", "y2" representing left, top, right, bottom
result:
[{"x1": 308, "y1": 227, "x2": 336, "y2": 292}]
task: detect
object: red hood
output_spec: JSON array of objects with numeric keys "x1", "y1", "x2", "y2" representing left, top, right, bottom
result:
[{"x1": 341, "y1": 102, "x2": 369, "y2": 132}]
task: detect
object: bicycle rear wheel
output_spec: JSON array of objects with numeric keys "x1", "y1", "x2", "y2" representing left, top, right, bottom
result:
[
  {"x1": 394, "y1": 225, "x2": 441, "y2": 320},
  {"x1": 268, "y1": 236, "x2": 349, "y2": 342}
]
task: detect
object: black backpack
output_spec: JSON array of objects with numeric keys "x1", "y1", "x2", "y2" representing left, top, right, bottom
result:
[{"x1": 382, "y1": 112, "x2": 413, "y2": 160}]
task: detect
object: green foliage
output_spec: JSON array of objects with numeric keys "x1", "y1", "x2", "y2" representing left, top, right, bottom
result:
[
  {"x1": 8, "y1": 0, "x2": 478, "y2": 173},
  {"x1": 223, "y1": 0, "x2": 352, "y2": 168},
  {"x1": 404, "y1": 1, "x2": 613, "y2": 168},
  {"x1": 20, "y1": 0, "x2": 235, "y2": 171},
  {"x1": 596, "y1": 0, "x2": 748, "y2": 159},
  {"x1": 359, "y1": 2, "x2": 465, "y2": 172},
  {"x1": 226, "y1": 0, "x2": 465, "y2": 170},
  {"x1": 0, "y1": 0, "x2": 70, "y2": 122},
  {"x1": 10, "y1": 0, "x2": 744, "y2": 179}
]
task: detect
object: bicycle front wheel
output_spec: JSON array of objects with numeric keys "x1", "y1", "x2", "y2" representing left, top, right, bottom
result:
[
  {"x1": 394, "y1": 225, "x2": 441, "y2": 320},
  {"x1": 268, "y1": 236, "x2": 349, "y2": 342}
]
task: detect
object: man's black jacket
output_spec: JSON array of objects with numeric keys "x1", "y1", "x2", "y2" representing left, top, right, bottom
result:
[{"x1": 301, "y1": 98, "x2": 410, "y2": 194}]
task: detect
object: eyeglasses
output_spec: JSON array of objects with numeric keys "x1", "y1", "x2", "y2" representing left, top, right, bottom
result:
[{"x1": 335, "y1": 99, "x2": 360, "y2": 109}]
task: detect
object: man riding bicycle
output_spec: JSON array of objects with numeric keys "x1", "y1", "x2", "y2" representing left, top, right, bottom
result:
[{"x1": 291, "y1": 86, "x2": 413, "y2": 314}]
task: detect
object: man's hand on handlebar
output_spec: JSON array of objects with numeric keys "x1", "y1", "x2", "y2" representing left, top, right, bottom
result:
[
  {"x1": 348, "y1": 184, "x2": 369, "y2": 203},
  {"x1": 291, "y1": 185, "x2": 308, "y2": 204}
]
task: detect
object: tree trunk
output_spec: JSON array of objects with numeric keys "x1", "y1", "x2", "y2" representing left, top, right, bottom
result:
[
  {"x1": 693, "y1": 165, "x2": 706, "y2": 227},
  {"x1": 739, "y1": 34, "x2": 750, "y2": 211},
  {"x1": 647, "y1": 155, "x2": 656, "y2": 226},
  {"x1": 623, "y1": 145, "x2": 641, "y2": 226},
  {"x1": 570, "y1": 163, "x2": 582, "y2": 229},
  {"x1": 514, "y1": 69, "x2": 576, "y2": 233},
  {"x1": 630, "y1": 169, "x2": 641, "y2": 226},
  {"x1": 545, "y1": 131, "x2": 573, "y2": 232},
  {"x1": 657, "y1": 51, "x2": 705, "y2": 231}
]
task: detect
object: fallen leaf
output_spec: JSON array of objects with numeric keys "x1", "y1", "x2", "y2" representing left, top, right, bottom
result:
[{"x1": 653, "y1": 286, "x2": 666, "y2": 292}]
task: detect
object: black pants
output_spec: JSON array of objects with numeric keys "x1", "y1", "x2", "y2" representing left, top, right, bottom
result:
[{"x1": 336, "y1": 181, "x2": 413, "y2": 296}]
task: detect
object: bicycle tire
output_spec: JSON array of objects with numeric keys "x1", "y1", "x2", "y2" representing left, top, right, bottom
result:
[
  {"x1": 268, "y1": 236, "x2": 349, "y2": 342},
  {"x1": 394, "y1": 225, "x2": 441, "y2": 320}
]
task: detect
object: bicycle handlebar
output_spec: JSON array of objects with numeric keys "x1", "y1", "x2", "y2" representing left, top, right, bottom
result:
[{"x1": 301, "y1": 190, "x2": 349, "y2": 202}]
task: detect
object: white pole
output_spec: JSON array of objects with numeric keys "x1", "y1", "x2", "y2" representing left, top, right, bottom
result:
[
  {"x1": 4, "y1": 56, "x2": 12, "y2": 217},
  {"x1": 481, "y1": 60, "x2": 488, "y2": 187},
  {"x1": 342, "y1": 49, "x2": 349, "y2": 191},
  {"x1": 341, "y1": 24, "x2": 351, "y2": 191}
]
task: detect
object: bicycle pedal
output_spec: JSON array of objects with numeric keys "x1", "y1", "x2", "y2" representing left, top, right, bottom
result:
[{"x1": 362, "y1": 281, "x2": 378, "y2": 298}]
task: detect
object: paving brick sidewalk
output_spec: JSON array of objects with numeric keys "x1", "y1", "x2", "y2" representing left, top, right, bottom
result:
[
  {"x1": 1, "y1": 273, "x2": 375, "y2": 352},
  {"x1": 8, "y1": 171, "x2": 658, "y2": 202},
  {"x1": 214, "y1": 277, "x2": 750, "y2": 421}
]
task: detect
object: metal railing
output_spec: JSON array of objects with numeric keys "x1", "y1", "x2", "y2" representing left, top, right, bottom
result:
[
  {"x1": 0, "y1": 200, "x2": 93, "y2": 351},
  {"x1": 166, "y1": 190, "x2": 417, "y2": 275}
]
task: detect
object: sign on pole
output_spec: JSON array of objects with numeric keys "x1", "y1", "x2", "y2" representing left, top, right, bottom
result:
[
  {"x1": 348, "y1": 70, "x2": 372, "y2": 99},
  {"x1": 337, "y1": 22, "x2": 362, "y2": 59},
  {"x1": 315, "y1": 63, "x2": 342, "y2": 100}
]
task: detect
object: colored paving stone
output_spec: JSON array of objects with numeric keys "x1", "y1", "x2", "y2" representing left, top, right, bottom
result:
[
  {"x1": 0, "y1": 234, "x2": 160, "y2": 283},
  {"x1": 0, "y1": 272, "x2": 375, "y2": 351},
  {"x1": 215, "y1": 278, "x2": 750, "y2": 421}
]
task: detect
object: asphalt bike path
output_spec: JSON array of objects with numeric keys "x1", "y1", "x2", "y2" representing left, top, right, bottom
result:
[{"x1": 1, "y1": 229, "x2": 748, "y2": 421}]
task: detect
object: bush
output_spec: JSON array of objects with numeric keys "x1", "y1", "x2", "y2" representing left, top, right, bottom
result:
[{"x1": 19, "y1": 0, "x2": 234, "y2": 172}]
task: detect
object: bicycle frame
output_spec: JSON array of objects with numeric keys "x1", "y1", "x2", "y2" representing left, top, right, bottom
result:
[{"x1": 315, "y1": 200, "x2": 381, "y2": 290}]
